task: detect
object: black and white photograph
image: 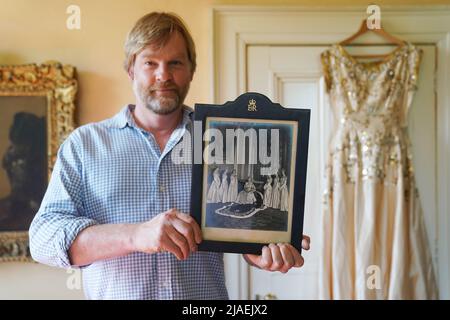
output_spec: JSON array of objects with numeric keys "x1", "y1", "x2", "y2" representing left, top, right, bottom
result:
[{"x1": 203, "y1": 118, "x2": 295, "y2": 235}]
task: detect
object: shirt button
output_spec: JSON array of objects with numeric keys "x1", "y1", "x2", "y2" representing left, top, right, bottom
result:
[{"x1": 159, "y1": 184, "x2": 165, "y2": 192}]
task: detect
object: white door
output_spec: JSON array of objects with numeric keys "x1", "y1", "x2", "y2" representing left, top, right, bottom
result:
[{"x1": 246, "y1": 44, "x2": 437, "y2": 300}]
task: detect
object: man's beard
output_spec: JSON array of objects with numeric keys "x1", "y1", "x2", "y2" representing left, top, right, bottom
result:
[{"x1": 134, "y1": 81, "x2": 188, "y2": 115}]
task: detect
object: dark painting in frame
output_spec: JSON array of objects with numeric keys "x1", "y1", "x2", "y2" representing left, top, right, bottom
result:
[
  {"x1": 0, "y1": 62, "x2": 77, "y2": 262},
  {"x1": 191, "y1": 92, "x2": 310, "y2": 255}
]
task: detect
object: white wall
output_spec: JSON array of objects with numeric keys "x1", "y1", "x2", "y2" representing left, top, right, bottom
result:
[{"x1": 0, "y1": 262, "x2": 84, "y2": 299}]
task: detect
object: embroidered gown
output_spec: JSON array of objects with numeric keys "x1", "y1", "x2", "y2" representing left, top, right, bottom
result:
[{"x1": 319, "y1": 43, "x2": 438, "y2": 299}]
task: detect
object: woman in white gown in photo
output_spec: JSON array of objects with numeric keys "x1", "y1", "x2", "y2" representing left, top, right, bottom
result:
[
  {"x1": 263, "y1": 176, "x2": 273, "y2": 208},
  {"x1": 220, "y1": 170, "x2": 229, "y2": 203},
  {"x1": 207, "y1": 168, "x2": 221, "y2": 203},
  {"x1": 271, "y1": 175, "x2": 280, "y2": 209},
  {"x1": 279, "y1": 170, "x2": 289, "y2": 211},
  {"x1": 227, "y1": 169, "x2": 238, "y2": 203}
]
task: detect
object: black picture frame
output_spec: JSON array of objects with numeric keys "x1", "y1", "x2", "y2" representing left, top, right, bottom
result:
[{"x1": 191, "y1": 92, "x2": 310, "y2": 255}]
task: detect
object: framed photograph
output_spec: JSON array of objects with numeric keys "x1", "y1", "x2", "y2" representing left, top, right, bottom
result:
[
  {"x1": 191, "y1": 93, "x2": 310, "y2": 254},
  {"x1": 0, "y1": 62, "x2": 77, "y2": 262}
]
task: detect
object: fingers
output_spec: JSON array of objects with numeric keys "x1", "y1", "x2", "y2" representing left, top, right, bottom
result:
[
  {"x1": 302, "y1": 235, "x2": 311, "y2": 250},
  {"x1": 256, "y1": 243, "x2": 304, "y2": 272},
  {"x1": 260, "y1": 246, "x2": 273, "y2": 270},
  {"x1": 279, "y1": 244, "x2": 295, "y2": 273},
  {"x1": 161, "y1": 210, "x2": 201, "y2": 260},
  {"x1": 165, "y1": 224, "x2": 190, "y2": 260},
  {"x1": 268, "y1": 243, "x2": 283, "y2": 272},
  {"x1": 159, "y1": 231, "x2": 184, "y2": 260},
  {"x1": 287, "y1": 243, "x2": 304, "y2": 267},
  {"x1": 176, "y1": 212, "x2": 202, "y2": 244},
  {"x1": 171, "y1": 218, "x2": 197, "y2": 254}
]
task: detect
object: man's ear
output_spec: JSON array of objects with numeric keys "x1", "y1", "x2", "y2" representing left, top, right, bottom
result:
[{"x1": 128, "y1": 67, "x2": 134, "y2": 81}]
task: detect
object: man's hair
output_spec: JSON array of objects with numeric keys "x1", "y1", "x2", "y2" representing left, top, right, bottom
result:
[{"x1": 124, "y1": 12, "x2": 196, "y2": 74}]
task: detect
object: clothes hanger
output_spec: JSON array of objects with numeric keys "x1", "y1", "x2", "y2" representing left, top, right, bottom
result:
[{"x1": 338, "y1": 19, "x2": 407, "y2": 59}]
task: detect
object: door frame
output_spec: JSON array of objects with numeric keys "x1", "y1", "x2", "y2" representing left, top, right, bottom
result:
[{"x1": 211, "y1": 5, "x2": 450, "y2": 300}]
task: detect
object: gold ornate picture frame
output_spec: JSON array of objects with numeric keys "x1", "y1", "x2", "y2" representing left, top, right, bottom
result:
[{"x1": 0, "y1": 61, "x2": 77, "y2": 262}]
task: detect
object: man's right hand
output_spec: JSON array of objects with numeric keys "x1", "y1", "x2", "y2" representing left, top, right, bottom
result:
[{"x1": 132, "y1": 209, "x2": 202, "y2": 260}]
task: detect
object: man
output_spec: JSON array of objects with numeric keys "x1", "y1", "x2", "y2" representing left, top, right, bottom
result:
[{"x1": 29, "y1": 12, "x2": 310, "y2": 299}]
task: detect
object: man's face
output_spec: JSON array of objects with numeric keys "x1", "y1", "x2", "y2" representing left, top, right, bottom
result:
[{"x1": 131, "y1": 31, "x2": 193, "y2": 115}]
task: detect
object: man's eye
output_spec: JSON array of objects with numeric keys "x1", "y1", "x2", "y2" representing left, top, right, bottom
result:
[
  {"x1": 170, "y1": 61, "x2": 183, "y2": 66},
  {"x1": 145, "y1": 61, "x2": 156, "y2": 66}
]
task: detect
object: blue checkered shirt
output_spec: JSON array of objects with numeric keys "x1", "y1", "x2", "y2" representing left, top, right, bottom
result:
[{"x1": 29, "y1": 105, "x2": 228, "y2": 300}]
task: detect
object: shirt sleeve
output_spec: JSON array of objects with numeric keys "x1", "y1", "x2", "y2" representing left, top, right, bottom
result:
[{"x1": 29, "y1": 130, "x2": 98, "y2": 268}]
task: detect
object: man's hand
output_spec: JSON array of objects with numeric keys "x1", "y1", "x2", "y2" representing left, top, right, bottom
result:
[
  {"x1": 132, "y1": 209, "x2": 202, "y2": 260},
  {"x1": 243, "y1": 235, "x2": 310, "y2": 273}
]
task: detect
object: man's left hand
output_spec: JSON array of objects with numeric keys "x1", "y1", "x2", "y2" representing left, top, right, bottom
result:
[{"x1": 243, "y1": 235, "x2": 310, "y2": 273}]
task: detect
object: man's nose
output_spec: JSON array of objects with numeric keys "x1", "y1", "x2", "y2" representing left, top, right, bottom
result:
[{"x1": 155, "y1": 63, "x2": 172, "y2": 82}]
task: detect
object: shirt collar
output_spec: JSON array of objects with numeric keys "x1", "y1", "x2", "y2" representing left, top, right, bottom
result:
[{"x1": 108, "y1": 104, "x2": 193, "y2": 130}]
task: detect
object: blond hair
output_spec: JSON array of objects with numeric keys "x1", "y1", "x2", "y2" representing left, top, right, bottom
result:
[{"x1": 124, "y1": 12, "x2": 196, "y2": 73}]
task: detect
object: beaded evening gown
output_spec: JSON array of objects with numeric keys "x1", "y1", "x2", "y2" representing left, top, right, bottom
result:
[{"x1": 319, "y1": 43, "x2": 438, "y2": 299}]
